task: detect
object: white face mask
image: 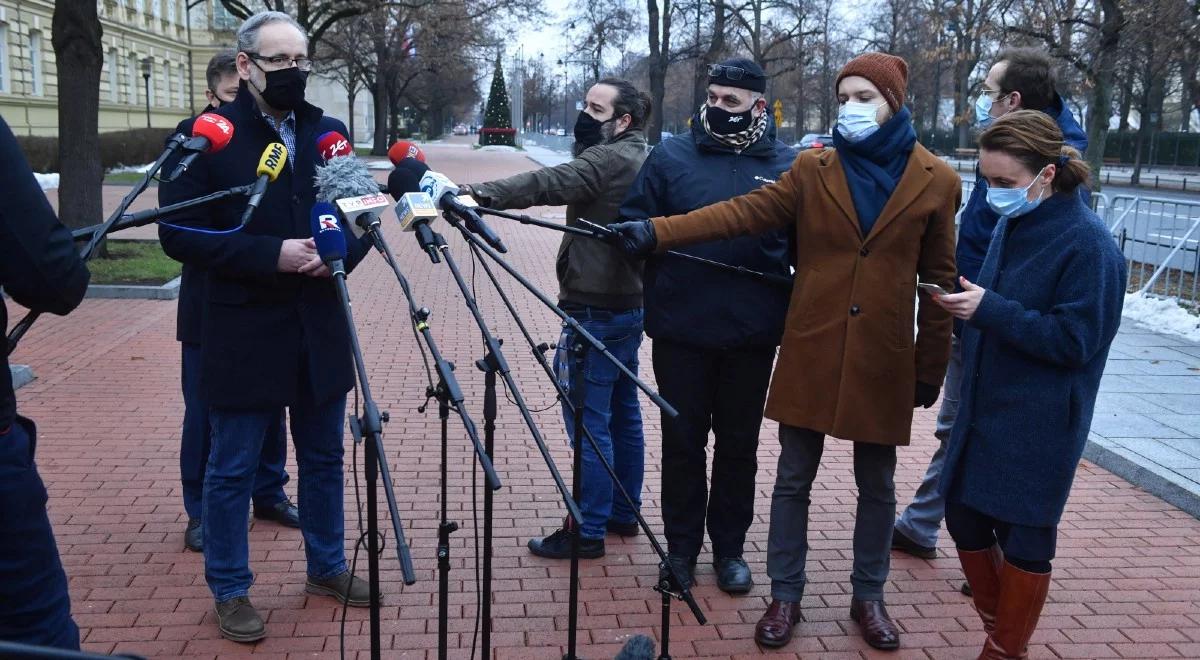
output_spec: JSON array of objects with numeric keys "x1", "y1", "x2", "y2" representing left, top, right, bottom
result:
[{"x1": 837, "y1": 101, "x2": 886, "y2": 142}]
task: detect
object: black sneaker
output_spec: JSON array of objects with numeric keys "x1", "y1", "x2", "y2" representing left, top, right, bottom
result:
[
  {"x1": 184, "y1": 518, "x2": 203, "y2": 553},
  {"x1": 891, "y1": 526, "x2": 937, "y2": 560},
  {"x1": 606, "y1": 520, "x2": 639, "y2": 537},
  {"x1": 714, "y1": 556, "x2": 753, "y2": 594},
  {"x1": 305, "y1": 570, "x2": 375, "y2": 607},
  {"x1": 658, "y1": 554, "x2": 697, "y2": 591},
  {"x1": 215, "y1": 596, "x2": 265, "y2": 643},
  {"x1": 528, "y1": 527, "x2": 605, "y2": 559},
  {"x1": 253, "y1": 498, "x2": 300, "y2": 528}
]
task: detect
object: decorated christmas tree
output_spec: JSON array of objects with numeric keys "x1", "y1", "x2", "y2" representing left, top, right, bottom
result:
[{"x1": 480, "y1": 54, "x2": 516, "y2": 146}]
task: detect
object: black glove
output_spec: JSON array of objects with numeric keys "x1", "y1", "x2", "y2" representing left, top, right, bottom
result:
[
  {"x1": 914, "y1": 381, "x2": 940, "y2": 409},
  {"x1": 608, "y1": 219, "x2": 657, "y2": 257}
]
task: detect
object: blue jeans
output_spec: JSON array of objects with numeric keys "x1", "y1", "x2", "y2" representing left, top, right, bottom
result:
[
  {"x1": 204, "y1": 396, "x2": 348, "y2": 602},
  {"x1": 181, "y1": 342, "x2": 290, "y2": 520},
  {"x1": 0, "y1": 417, "x2": 80, "y2": 650},
  {"x1": 895, "y1": 335, "x2": 963, "y2": 548},
  {"x1": 554, "y1": 307, "x2": 645, "y2": 540}
]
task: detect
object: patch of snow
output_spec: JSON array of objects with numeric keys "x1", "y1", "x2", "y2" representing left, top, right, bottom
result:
[
  {"x1": 108, "y1": 163, "x2": 156, "y2": 175},
  {"x1": 35, "y1": 173, "x2": 59, "y2": 191},
  {"x1": 476, "y1": 145, "x2": 521, "y2": 152},
  {"x1": 1122, "y1": 292, "x2": 1200, "y2": 343}
]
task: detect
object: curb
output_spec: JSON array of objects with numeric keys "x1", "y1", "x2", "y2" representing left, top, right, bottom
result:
[
  {"x1": 1084, "y1": 437, "x2": 1200, "y2": 519},
  {"x1": 10, "y1": 365, "x2": 34, "y2": 390},
  {"x1": 86, "y1": 276, "x2": 181, "y2": 300}
]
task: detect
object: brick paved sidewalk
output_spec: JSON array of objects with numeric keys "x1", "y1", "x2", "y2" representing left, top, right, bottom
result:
[{"x1": 8, "y1": 138, "x2": 1200, "y2": 659}]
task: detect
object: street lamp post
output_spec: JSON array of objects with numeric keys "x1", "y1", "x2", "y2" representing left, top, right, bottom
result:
[{"x1": 141, "y1": 57, "x2": 153, "y2": 128}]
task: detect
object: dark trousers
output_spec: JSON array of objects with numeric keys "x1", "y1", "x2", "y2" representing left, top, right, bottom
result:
[
  {"x1": 653, "y1": 339, "x2": 776, "y2": 559},
  {"x1": 945, "y1": 499, "x2": 1056, "y2": 573},
  {"x1": 767, "y1": 425, "x2": 897, "y2": 601},
  {"x1": 0, "y1": 417, "x2": 80, "y2": 650},
  {"x1": 180, "y1": 342, "x2": 289, "y2": 520}
]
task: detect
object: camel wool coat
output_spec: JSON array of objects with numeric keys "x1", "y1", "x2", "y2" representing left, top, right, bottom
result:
[{"x1": 651, "y1": 143, "x2": 959, "y2": 446}]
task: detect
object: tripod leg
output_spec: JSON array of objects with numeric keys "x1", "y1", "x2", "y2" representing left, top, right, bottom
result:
[{"x1": 566, "y1": 341, "x2": 587, "y2": 660}]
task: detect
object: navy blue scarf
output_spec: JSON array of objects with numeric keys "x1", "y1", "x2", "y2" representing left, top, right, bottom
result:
[{"x1": 833, "y1": 106, "x2": 917, "y2": 237}]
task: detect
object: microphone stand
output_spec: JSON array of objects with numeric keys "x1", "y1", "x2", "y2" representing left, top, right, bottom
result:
[
  {"x1": 440, "y1": 212, "x2": 706, "y2": 660},
  {"x1": 355, "y1": 217, "x2": 504, "y2": 660},
  {"x1": 7, "y1": 133, "x2": 188, "y2": 356},
  {"x1": 413, "y1": 218, "x2": 584, "y2": 660},
  {"x1": 462, "y1": 239, "x2": 708, "y2": 659},
  {"x1": 474, "y1": 206, "x2": 794, "y2": 289},
  {"x1": 69, "y1": 184, "x2": 255, "y2": 241},
  {"x1": 326, "y1": 253, "x2": 418, "y2": 660}
]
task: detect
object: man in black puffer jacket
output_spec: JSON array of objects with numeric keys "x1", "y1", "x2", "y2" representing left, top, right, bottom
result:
[{"x1": 619, "y1": 58, "x2": 796, "y2": 594}]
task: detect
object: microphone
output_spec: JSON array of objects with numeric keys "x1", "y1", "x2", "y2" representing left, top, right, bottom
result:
[
  {"x1": 317, "y1": 130, "x2": 354, "y2": 161},
  {"x1": 419, "y1": 170, "x2": 509, "y2": 253},
  {"x1": 167, "y1": 112, "x2": 235, "y2": 181},
  {"x1": 613, "y1": 635, "x2": 656, "y2": 660},
  {"x1": 314, "y1": 131, "x2": 389, "y2": 238},
  {"x1": 240, "y1": 142, "x2": 288, "y2": 226},
  {"x1": 394, "y1": 191, "x2": 442, "y2": 263},
  {"x1": 309, "y1": 201, "x2": 347, "y2": 276},
  {"x1": 388, "y1": 140, "x2": 427, "y2": 164}
]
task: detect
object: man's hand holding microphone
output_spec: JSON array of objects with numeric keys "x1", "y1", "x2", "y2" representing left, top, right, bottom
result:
[{"x1": 607, "y1": 218, "x2": 658, "y2": 257}]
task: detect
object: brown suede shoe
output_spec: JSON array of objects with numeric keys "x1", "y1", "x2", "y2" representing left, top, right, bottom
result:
[
  {"x1": 754, "y1": 599, "x2": 802, "y2": 648},
  {"x1": 850, "y1": 598, "x2": 901, "y2": 650}
]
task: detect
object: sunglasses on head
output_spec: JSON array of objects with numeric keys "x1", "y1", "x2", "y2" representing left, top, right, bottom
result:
[{"x1": 708, "y1": 64, "x2": 758, "y2": 81}]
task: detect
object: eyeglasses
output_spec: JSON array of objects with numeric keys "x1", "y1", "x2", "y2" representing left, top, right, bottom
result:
[
  {"x1": 247, "y1": 52, "x2": 314, "y2": 72},
  {"x1": 708, "y1": 64, "x2": 760, "y2": 81}
]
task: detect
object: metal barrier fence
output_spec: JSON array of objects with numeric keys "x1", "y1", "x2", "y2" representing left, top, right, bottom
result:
[
  {"x1": 1106, "y1": 195, "x2": 1200, "y2": 307},
  {"x1": 957, "y1": 181, "x2": 1198, "y2": 307}
]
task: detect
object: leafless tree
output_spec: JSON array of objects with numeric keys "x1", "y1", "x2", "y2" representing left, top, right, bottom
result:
[{"x1": 52, "y1": 0, "x2": 104, "y2": 230}]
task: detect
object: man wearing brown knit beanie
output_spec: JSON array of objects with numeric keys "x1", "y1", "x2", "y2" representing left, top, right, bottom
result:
[{"x1": 608, "y1": 50, "x2": 958, "y2": 652}]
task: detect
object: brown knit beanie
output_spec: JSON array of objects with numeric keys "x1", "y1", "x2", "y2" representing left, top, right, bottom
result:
[{"x1": 836, "y1": 52, "x2": 909, "y2": 113}]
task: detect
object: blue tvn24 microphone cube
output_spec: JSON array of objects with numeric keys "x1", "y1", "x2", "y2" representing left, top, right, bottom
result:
[{"x1": 310, "y1": 201, "x2": 347, "y2": 263}]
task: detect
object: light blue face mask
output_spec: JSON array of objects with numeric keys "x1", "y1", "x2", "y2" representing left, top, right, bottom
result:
[
  {"x1": 975, "y1": 91, "x2": 1012, "y2": 129},
  {"x1": 837, "y1": 101, "x2": 885, "y2": 142},
  {"x1": 985, "y1": 168, "x2": 1049, "y2": 218}
]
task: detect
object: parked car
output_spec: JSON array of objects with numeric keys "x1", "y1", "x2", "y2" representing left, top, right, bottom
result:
[
  {"x1": 795, "y1": 133, "x2": 833, "y2": 149},
  {"x1": 555, "y1": 128, "x2": 567, "y2": 136},
  {"x1": 452, "y1": 124, "x2": 469, "y2": 135}
]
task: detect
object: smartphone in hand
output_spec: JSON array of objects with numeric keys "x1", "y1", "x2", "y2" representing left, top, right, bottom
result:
[{"x1": 917, "y1": 282, "x2": 951, "y2": 297}]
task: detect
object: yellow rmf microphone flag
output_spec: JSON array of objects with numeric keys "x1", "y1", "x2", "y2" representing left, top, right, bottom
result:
[{"x1": 257, "y1": 142, "x2": 288, "y2": 181}]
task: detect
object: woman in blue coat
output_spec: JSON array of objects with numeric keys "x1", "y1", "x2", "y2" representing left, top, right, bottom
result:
[{"x1": 934, "y1": 110, "x2": 1126, "y2": 659}]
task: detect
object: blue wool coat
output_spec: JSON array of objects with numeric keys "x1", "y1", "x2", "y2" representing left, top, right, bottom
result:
[
  {"x1": 940, "y1": 192, "x2": 1126, "y2": 527},
  {"x1": 620, "y1": 117, "x2": 796, "y2": 350}
]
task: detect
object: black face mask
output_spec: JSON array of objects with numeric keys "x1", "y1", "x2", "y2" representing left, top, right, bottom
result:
[
  {"x1": 705, "y1": 105, "x2": 755, "y2": 135},
  {"x1": 573, "y1": 110, "x2": 615, "y2": 150},
  {"x1": 253, "y1": 65, "x2": 309, "y2": 112}
]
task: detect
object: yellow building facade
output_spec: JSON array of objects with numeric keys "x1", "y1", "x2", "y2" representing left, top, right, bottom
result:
[{"x1": 0, "y1": 0, "x2": 238, "y2": 136}]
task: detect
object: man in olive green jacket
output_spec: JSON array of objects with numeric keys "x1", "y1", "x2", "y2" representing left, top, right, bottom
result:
[{"x1": 464, "y1": 77, "x2": 652, "y2": 559}]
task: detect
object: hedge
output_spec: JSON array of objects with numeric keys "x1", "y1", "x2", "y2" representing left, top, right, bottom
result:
[{"x1": 16, "y1": 127, "x2": 176, "y2": 173}]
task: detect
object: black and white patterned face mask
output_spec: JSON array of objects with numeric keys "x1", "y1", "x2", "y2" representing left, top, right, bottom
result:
[{"x1": 700, "y1": 103, "x2": 768, "y2": 151}]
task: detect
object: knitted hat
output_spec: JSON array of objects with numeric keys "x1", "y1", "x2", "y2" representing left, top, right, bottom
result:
[
  {"x1": 836, "y1": 52, "x2": 909, "y2": 112},
  {"x1": 708, "y1": 57, "x2": 767, "y2": 93}
]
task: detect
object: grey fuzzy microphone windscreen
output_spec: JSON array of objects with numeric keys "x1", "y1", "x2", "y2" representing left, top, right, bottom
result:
[{"x1": 313, "y1": 155, "x2": 381, "y2": 203}]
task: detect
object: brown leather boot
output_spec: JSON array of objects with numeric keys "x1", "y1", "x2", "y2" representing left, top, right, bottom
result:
[
  {"x1": 754, "y1": 599, "x2": 802, "y2": 648},
  {"x1": 958, "y1": 545, "x2": 1002, "y2": 634},
  {"x1": 978, "y1": 562, "x2": 1051, "y2": 660}
]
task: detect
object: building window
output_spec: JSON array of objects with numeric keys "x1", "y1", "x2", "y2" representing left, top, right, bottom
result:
[
  {"x1": 162, "y1": 60, "x2": 170, "y2": 107},
  {"x1": 128, "y1": 54, "x2": 139, "y2": 105},
  {"x1": 106, "y1": 48, "x2": 118, "y2": 102},
  {"x1": 212, "y1": 2, "x2": 238, "y2": 31},
  {"x1": 178, "y1": 62, "x2": 187, "y2": 107},
  {"x1": 29, "y1": 31, "x2": 43, "y2": 96},
  {"x1": 152, "y1": 0, "x2": 161, "y2": 18},
  {"x1": 167, "y1": 0, "x2": 177, "y2": 24},
  {"x1": 0, "y1": 23, "x2": 9, "y2": 94}
]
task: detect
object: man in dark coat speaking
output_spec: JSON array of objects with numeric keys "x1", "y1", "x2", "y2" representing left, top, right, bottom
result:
[
  {"x1": 620, "y1": 58, "x2": 796, "y2": 594},
  {"x1": 158, "y1": 11, "x2": 372, "y2": 643}
]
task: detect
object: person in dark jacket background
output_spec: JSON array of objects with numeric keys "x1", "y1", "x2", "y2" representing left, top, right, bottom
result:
[
  {"x1": 619, "y1": 58, "x2": 795, "y2": 595},
  {"x1": 166, "y1": 49, "x2": 298, "y2": 557},
  {"x1": 0, "y1": 114, "x2": 91, "y2": 651},
  {"x1": 893, "y1": 47, "x2": 1090, "y2": 564},
  {"x1": 935, "y1": 111, "x2": 1125, "y2": 660},
  {"x1": 158, "y1": 12, "x2": 373, "y2": 643},
  {"x1": 463, "y1": 79, "x2": 653, "y2": 561}
]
